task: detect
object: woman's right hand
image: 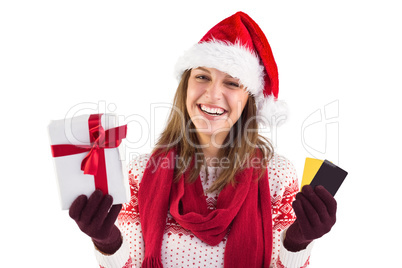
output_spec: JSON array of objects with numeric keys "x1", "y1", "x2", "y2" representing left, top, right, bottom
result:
[{"x1": 69, "y1": 189, "x2": 123, "y2": 254}]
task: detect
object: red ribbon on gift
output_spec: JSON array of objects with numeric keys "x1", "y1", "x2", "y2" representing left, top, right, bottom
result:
[{"x1": 51, "y1": 114, "x2": 127, "y2": 195}]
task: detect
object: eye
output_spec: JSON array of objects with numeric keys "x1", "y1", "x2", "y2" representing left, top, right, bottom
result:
[
  {"x1": 195, "y1": 75, "x2": 211, "y2": 81},
  {"x1": 225, "y1": 81, "x2": 240, "y2": 88}
]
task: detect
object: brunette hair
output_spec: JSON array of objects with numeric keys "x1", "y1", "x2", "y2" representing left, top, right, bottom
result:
[{"x1": 152, "y1": 69, "x2": 274, "y2": 193}]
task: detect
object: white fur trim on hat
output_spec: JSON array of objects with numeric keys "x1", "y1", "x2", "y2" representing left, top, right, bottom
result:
[{"x1": 174, "y1": 39, "x2": 265, "y2": 96}]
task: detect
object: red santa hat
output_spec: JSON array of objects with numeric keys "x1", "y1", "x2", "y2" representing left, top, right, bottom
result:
[{"x1": 175, "y1": 11, "x2": 288, "y2": 128}]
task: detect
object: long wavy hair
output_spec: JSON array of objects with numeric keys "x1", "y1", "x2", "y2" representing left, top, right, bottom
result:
[{"x1": 152, "y1": 69, "x2": 274, "y2": 193}]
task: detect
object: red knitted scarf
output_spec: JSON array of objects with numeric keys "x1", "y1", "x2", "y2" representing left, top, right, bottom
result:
[{"x1": 138, "y1": 148, "x2": 272, "y2": 267}]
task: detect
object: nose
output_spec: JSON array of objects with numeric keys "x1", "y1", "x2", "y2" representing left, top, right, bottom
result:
[{"x1": 205, "y1": 81, "x2": 222, "y2": 100}]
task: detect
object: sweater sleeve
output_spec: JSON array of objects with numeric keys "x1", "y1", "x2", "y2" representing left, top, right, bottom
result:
[
  {"x1": 94, "y1": 153, "x2": 151, "y2": 268},
  {"x1": 269, "y1": 154, "x2": 314, "y2": 268}
]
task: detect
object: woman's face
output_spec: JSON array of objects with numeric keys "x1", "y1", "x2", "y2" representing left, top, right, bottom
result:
[{"x1": 186, "y1": 67, "x2": 249, "y2": 144}]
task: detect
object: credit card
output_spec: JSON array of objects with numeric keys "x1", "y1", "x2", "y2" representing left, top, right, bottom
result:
[
  {"x1": 301, "y1": 158, "x2": 324, "y2": 190},
  {"x1": 309, "y1": 159, "x2": 348, "y2": 196}
]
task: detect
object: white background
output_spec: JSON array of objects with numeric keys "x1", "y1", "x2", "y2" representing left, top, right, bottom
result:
[{"x1": 1, "y1": 0, "x2": 401, "y2": 267}]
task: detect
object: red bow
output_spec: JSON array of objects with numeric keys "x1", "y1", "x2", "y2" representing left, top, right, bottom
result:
[{"x1": 51, "y1": 114, "x2": 127, "y2": 194}]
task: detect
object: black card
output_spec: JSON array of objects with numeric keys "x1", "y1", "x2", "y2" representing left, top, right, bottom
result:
[{"x1": 309, "y1": 160, "x2": 348, "y2": 196}]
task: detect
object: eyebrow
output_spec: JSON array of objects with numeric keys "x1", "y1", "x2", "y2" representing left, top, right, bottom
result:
[{"x1": 194, "y1": 67, "x2": 211, "y2": 73}]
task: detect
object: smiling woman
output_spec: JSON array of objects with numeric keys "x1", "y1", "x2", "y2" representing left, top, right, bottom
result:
[
  {"x1": 67, "y1": 11, "x2": 338, "y2": 268},
  {"x1": 157, "y1": 65, "x2": 270, "y2": 194},
  {"x1": 187, "y1": 67, "x2": 250, "y2": 156}
]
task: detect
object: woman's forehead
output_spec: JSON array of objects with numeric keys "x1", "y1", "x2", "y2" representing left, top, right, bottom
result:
[{"x1": 193, "y1": 67, "x2": 239, "y2": 79}]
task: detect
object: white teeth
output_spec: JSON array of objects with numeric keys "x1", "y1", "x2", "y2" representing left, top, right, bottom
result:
[{"x1": 200, "y1": 104, "x2": 225, "y2": 115}]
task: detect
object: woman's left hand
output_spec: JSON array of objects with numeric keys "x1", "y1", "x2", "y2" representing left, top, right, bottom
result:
[{"x1": 284, "y1": 185, "x2": 337, "y2": 252}]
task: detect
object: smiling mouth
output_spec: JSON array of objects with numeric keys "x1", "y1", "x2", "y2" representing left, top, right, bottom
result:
[{"x1": 197, "y1": 104, "x2": 228, "y2": 116}]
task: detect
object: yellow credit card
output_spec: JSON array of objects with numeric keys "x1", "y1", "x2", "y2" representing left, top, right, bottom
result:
[{"x1": 300, "y1": 158, "x2": 324, "y2": 191}]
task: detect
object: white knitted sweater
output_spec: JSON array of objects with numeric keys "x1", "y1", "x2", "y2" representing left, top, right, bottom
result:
[{"x1": 94, "y1": 153, "x2": 314, "y2": 268}]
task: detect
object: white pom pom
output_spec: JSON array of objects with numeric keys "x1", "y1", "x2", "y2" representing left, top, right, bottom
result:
[{"x1": 256, "y1": 95, "x2": 288, "y2": 128}]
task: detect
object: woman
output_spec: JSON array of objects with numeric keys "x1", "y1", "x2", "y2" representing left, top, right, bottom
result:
[{"x1": 69, "y1": 11, "x2": 337, "y2": 268}]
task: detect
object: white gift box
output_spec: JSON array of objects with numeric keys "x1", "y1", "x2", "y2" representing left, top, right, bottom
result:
[{"x1": 48, "y1": 113, "x2": 129, "y2": 210}]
